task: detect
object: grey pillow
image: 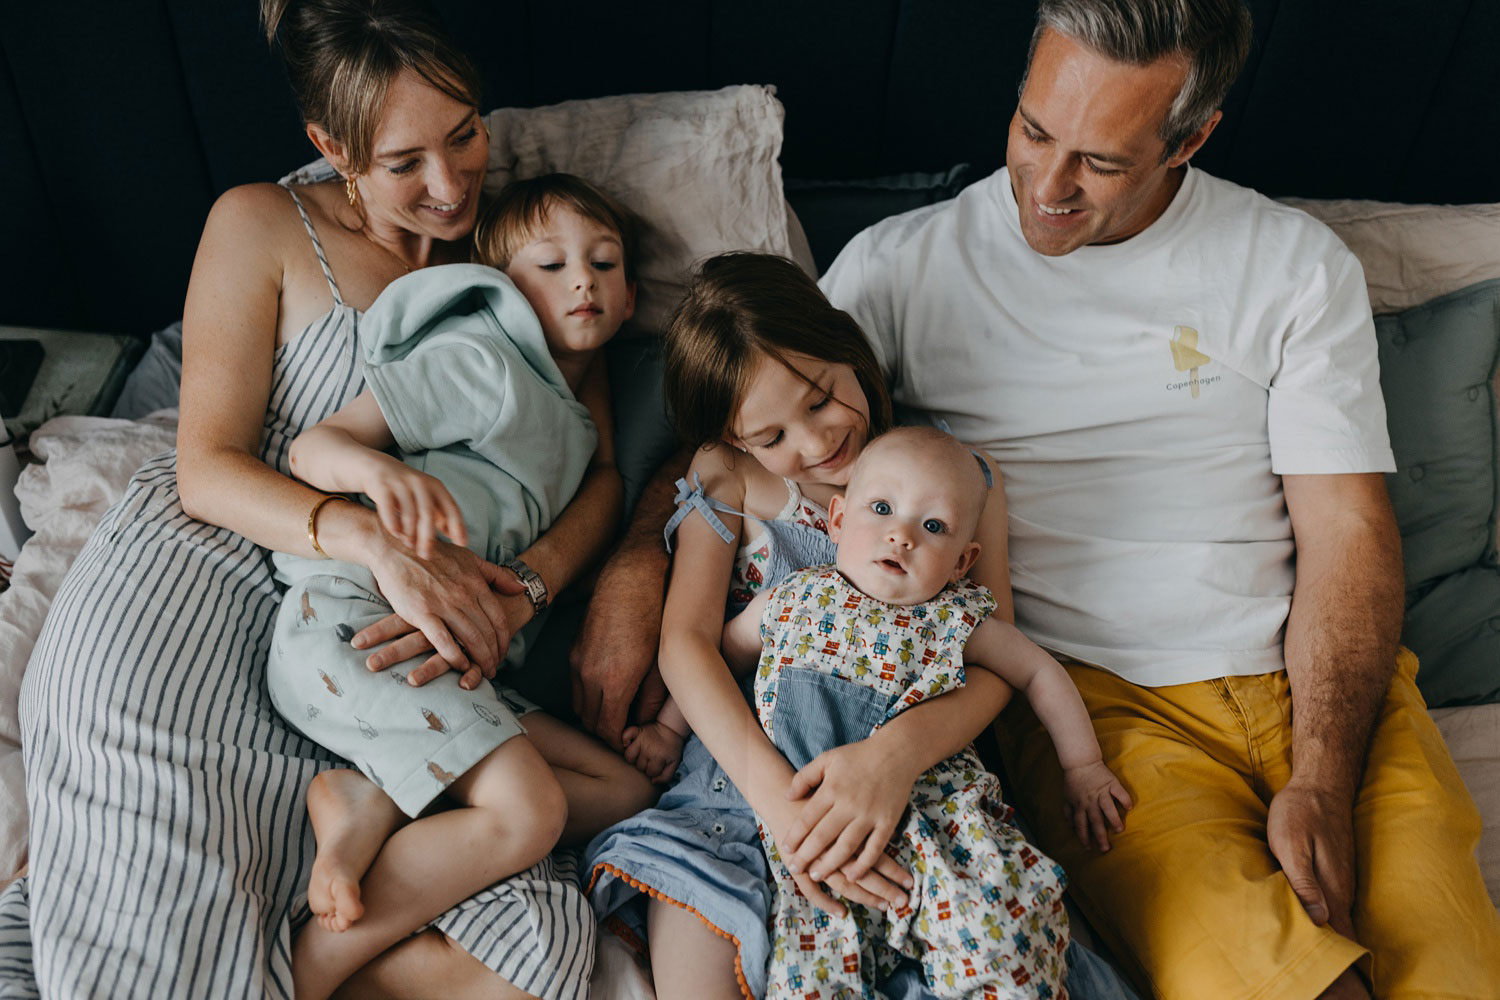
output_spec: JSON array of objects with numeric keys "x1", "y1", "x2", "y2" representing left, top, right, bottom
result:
[{"x1": 1376, "y1": 278, "x2": 1500, "y2": 706}]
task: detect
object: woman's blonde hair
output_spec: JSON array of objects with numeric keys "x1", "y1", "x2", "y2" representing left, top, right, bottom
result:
[
  {"x1": 663, "y1": 252, "x2": 893, "y2": 447},
  {"x1": 475, "y1": 174, "x2": 640, "y2": 283},
  {"x1": 261, "y1": 0, "x2": 482, "y2": 175}
]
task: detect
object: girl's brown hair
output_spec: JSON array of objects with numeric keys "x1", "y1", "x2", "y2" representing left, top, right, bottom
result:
[
  {"x1": 475, "y1": 174, "x2": 640, "y2": 283},
  {"x1": 261, "y1": 0, "x2": 482, "y2": 176},
  {"x1": 663, "y1": 252, "x2": 893, "y2": 447}
]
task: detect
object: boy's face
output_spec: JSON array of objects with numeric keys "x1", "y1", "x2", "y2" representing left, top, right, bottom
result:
[
  {"x1": 830, "y1": 440, "x2": 982, "y2": 606},
  {"x1": 503, "y1": 204, "x2": 635, "y2": 357}
]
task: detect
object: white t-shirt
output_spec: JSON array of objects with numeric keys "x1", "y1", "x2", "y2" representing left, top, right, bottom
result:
[{"x1": 820, "y1": 166, "x2": 1394, "y2": 686}]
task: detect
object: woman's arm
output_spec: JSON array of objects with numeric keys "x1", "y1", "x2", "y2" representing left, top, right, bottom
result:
[{"x1": 176, "y1": 184, "x2": 518, "y2": 678}]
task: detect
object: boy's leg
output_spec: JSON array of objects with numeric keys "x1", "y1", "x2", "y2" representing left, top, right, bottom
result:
[
  {"x1": 996, "y1": 665, "x2": 1367, "y2": 1000},
  {"x1": 305, "y1": 768, "x2": 408, "y2": 931},
  {"x1": 294, "y1": 736, "x2": 567, "y2": 1000},
  {"x1": 1342, "y1": 649, "x2": 1500, "y2": 997},
  {"x1": 645, "y1": 898, "x2": 745, "y2": 1000},
  {"x1": 521, "y1": 710, "x2": 657, "y2": 844}
]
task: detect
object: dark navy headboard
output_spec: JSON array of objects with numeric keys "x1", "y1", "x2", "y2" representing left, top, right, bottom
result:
[{"x1": 3, "y1": 0, "x2": 1496, "y2": 335}]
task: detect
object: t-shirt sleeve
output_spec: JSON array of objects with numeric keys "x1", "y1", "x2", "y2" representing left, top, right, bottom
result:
[
  {"x1": 819, "y1": 228, "x2": 901, "y2": 390},
  {"x1": 1267, "y1": 249, "x2": 1395, "y2": 475},
  {"x1": 363, "y1": 330, "x2": 509, "y2": 454}
]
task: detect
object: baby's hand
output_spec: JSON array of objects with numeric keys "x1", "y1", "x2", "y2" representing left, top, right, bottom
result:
[
  {"x1": 622, "y1": 721, "x2": 685, "y2": 784},
  {"x1": 361, "y1": 456, "x2": 468, "y2": 559},
  {"x1": 1062, "y1": 759, "x2": 1133, "y2": 852}
]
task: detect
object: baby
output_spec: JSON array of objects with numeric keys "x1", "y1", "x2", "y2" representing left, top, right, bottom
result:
[
  {"x1": 720, "y1": 426, "x2": 1132, "y2": 999},
  {"x1": 266, "y1": 174, "x2": 651, "y2": 1000}
]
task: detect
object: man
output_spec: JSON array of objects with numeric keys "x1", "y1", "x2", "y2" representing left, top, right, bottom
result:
[{"x1": 816, "y1": 1, "x2": 1500, "y2": 997}]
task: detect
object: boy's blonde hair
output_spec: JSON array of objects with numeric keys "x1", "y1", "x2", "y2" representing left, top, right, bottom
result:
[{"x1": 474, "y1": 174, "x2": 639, "y2": 282}]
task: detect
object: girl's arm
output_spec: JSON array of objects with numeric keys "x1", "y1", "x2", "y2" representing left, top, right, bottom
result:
[
  {"x1": 781, "y1": 449, "x2": 1020, "y2": 879},
  {"x1": 659, "y1": 448, "x2": 910, "y2": 915},
  {"x1": 177, "y1": 185, "x2": 520, "y2": 677}
]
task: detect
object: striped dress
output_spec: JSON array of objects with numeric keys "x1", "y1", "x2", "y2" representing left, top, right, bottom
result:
[{"x1": 0, "y1": 188, "x2": 593, "y2": 1000}]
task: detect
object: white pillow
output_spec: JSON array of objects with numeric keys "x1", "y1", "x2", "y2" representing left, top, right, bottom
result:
[
  {"x1": 1280, "y1": 198, "x2": 1500, "y2": 315},
  {"x1": 484, "y1": 84, "x2": 797, "y2": 335}
]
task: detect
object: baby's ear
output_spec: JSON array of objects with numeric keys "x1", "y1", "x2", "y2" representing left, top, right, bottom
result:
[
  {"x1": 950, "y1": 540, "x2": 981, "y2": 582},
  {"x1": 827, "y1": 494, "x2": 845, "y2": 543}
]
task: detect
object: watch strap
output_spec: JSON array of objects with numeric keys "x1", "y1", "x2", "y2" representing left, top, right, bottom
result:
[{"x1": 505, "y1": 558, "x2": 549, "y2": 614}]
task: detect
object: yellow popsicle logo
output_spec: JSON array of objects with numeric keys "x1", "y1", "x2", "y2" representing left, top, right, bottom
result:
[{"x1": 1170, "y1": 325, "x2": 1212, "y2": 398}]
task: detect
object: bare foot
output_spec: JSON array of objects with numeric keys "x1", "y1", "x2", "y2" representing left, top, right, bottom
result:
[{"x1": 306, "y1": 769, "x2": 405, "y2": 932}]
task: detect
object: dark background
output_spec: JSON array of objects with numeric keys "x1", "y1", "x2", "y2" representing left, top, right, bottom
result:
[{"x1": 3, "y1": 0, "x2": 1496, "y2": 335}]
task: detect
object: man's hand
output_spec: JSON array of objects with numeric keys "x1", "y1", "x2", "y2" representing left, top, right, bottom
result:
[
  {"x1": 570, "y1": 546, "x2": 668, "y2": 750},
  {"x1": 1267, "y1": 778, "x2": 1357, "y2": 935},
  {"x1": 352, "y1": 562, "x2": 530, "y2": 691}
]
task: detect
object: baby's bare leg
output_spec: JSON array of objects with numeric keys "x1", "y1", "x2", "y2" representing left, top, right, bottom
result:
[
  {"x1": 293, "y1": 737, "x2": 566, "y2": 1000},
  {"x1": 646, "y1": 898, "x2": 744, "y2": 1000},
  {"x1": 306, "y1": 768, "x2": 408, "y2": 932},
  {"x1": 522, "y1": 711, "x2": 657, "y2": 843}
]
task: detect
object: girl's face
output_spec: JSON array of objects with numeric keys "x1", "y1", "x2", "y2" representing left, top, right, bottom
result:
[{"x1": 728, "y1": 351, "x2": 871, "y2": 487}]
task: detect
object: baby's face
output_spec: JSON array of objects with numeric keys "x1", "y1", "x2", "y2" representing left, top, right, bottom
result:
[
  {"x1": 503, "y1": 204, "x2": 634, "y2": 359},
  {"x1": 830, "y1": 440, "x2": 983, "y2": 606}
]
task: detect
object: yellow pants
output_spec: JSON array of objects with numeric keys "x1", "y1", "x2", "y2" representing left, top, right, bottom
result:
[{"x1": 996, "y1": 648, "x2": 1500, "y2": 999}]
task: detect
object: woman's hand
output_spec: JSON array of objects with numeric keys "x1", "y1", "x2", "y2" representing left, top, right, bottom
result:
[
  {"x1": 781, "y1": 737, "x2": 917, "y2": 891},
  {"x1": 355, "y1": 539, "x2": 529, "y2": 690}
]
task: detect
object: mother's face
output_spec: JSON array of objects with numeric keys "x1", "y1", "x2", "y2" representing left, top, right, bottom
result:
[{"x1": 354, "y1": 68, "x2": 488, "y2": 241}]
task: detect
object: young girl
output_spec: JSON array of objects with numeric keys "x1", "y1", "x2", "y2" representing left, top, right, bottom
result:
[{"x1": 585, "y1": 254, "x2": 1133, "y2": 1000}]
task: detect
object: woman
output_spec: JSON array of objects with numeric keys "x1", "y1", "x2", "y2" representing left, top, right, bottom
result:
[{"x1": 0, "y1": 2, "x2": 619, "y2": 997}]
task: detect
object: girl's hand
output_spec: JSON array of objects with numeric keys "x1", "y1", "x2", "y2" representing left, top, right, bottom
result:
[
  {"x1": 1062, "y1": 759, "x2": 1133, "y2": 852},
  {"x1": 357, "y1": 540, "x2": 528, "y2": 690},
  {"x1": 783, "y1": 739, "x2": 915, "y2": 886},
  {"x1": 758, "y1": 787, "x2": 913, "y2": 918},
  {"x1": 360, "y1": 455, "x2": 468, "y2": 559}
]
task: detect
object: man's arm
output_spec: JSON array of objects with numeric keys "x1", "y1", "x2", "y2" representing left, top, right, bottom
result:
[
  {"x1": 570, "y1": 445, "x2": 693, "y2": 749},
  {"x1": 1269, "y1": 472, "x2": 1403, "y2": 935}
]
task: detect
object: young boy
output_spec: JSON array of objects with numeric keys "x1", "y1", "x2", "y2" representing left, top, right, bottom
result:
[
  {"x1": 720, "y1": 426, "x2": 1133, "y2": 999},
  {"x1": 267, "y1": 174, "x2": 654, "y2": 1000}
]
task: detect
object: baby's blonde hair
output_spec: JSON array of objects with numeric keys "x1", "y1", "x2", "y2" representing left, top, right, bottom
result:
[{"x1": 852, "y1": 427, "x2": 990, "y2": 540}]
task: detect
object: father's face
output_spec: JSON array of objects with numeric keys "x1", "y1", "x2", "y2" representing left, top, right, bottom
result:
[{"x1": 1007, "y1": 29, "x2": 1216, "y2": 257}]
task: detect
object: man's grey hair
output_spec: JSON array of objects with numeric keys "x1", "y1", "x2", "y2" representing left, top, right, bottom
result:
[{"x1": 1024, "y1": 0, "x2": 1252, "y2": 160}]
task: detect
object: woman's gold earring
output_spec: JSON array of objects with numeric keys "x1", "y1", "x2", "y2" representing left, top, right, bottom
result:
[{"x1": 345, "y1": 174, "x2": 360, "y2": 209}]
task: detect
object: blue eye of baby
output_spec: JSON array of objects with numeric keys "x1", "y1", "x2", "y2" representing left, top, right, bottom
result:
[
  {"x1": 923, "y1": 519, "x2": 944, "y2": 534},
  {"x1": 871, "y1": 500, "x2": 891, "y2": 516}
]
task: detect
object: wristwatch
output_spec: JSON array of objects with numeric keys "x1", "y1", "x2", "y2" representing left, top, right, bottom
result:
[{"x1": 505, "y1": 558, "x2": 549, "y2": 614}]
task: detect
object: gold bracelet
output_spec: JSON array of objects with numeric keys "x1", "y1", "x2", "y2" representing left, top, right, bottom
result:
[{"x1": 307, "y1": 494, "x2": 352, "y2": 558}]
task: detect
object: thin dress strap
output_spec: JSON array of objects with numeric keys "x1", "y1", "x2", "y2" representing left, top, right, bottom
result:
[
  {"x1": 285, "y1": 188, "x2": 345, "y2": 307},
  {"x1": 663, "y1": 473, "x2": 745, "y2": 552}
]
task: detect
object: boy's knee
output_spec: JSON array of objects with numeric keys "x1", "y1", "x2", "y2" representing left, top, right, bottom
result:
[{"x1": 514, "y1": 769, "x2": 568, "y2": 854}]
